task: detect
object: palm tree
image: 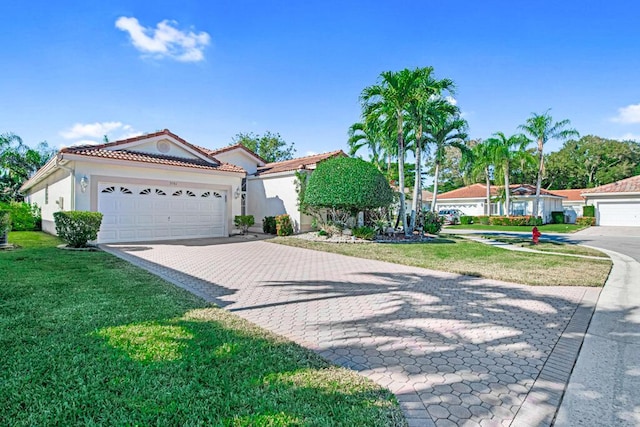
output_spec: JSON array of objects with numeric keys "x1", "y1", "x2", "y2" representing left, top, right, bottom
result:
[
  {"x1": 519, "y1": 111, "x2": 579, "y2": 218},
  {"x1": 361, "y1": 69, "x2": 422, "y2": 235},
  {"x1": 426, "y1": 111, "x2": 468, "y2": 211},
  {"x1": 348, "y1": 115, "x2": 396, "y2": 174},
  {"x1": 486, "y1": 132, "x2": 531, "y2": 216},
  {"x1": 462, "y1": 139, "x2": 494, "y2": 216},
  {"x1": 406, "y1": 69, "x2": 456, "y2": 230}
]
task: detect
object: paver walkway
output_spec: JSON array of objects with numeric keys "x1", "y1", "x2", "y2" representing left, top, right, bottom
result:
[{"x1": 104, "y1": 238, "x2": 599, "y2": 426}]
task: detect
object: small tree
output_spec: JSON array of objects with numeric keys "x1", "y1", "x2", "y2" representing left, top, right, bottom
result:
[
  {"x1": 304, "y1": 157, "x2": 394, "y2": 224},
  {"x1": 234, "y1": 215, "x2": 255, "y2": 235}
]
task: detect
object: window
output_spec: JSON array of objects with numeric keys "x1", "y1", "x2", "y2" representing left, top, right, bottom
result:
[
  {"x1": 512, "y1": 202, "x2": 526, "y2": 216},
  {"x1": 201, "y1": 191, "x2": 211, "y2": 198},
  {"x1": 45, "y1": 185, "x2": 49, "y2": 204},
  {"x1": 172, "y1": 190, "x2": 183, "y2": 196},
  {"x1": 490, "y1": 203, "x2": 500, "y2": 215},
  {"x1": 140, "y1": 188, "x2": 152, "y2": 195},
  {"x1": 241, "y1": 193, "x2": 247, "y2": 215},
  {"x1": 101, "y1": 186, "x2": 115, "y2": 193},
  {"x1": 186, "y1": 190, "x2": 196, "y2": 197},
  {"x1": 120, "y1": 187, "x2": 132, "y2": 194},
  {"x1": 155, "y1": 189, "x2": 166, "y2": 196},
  {"x1": 212, "y1": 192, "x2": 222, "y2": 198}
]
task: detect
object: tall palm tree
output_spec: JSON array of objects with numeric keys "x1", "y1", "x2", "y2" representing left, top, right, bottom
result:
[
  {"x1": 519, "y1": 110, "x2": 578, "y2": 218},
  {"x1": 361, "y1": 69, "x2": 421, "y2": 235},
  {"x1": 486, "y1": 132, "x2": 531, "y2": 216},
  {"x1": 406, "y1": 69, "x2": 456, "y2": 230},
  {"x1": 426, "y1": 111, "x2": 468, "y2": 211},
  {"x1": 462, "y1": 139, "x2": 494, "y2": 216},
  {"x1": 348, "y1": 115, "x2": 396, "y2": 174}
]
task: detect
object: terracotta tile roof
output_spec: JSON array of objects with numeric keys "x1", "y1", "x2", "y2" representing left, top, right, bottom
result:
[
  {"x1": 438, "y1": 183, "x2": 564, "y2": 199},
  {"x1": 63, "y1": 148, "x2": 245, "y2": 173},
  {"x1": 582, "y1": 175, "x2": 640, "y2": 194},
  {"x1": 200, "y1": 143, "x2": 267, "y2": 164},
  {"x1": 256, "y1": 150, "x2": 347, "y2": 175},
  {"x1": 60, "y1": 129, "x2": 245, "y2": 174},
  {"x1": 552, "y1": 189, "x2": 587, "y2": 201}
]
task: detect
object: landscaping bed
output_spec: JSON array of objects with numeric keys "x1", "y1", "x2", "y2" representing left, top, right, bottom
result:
[
  {"x1": 273, "y1": 235, "x2": 611, "y2": 287},
  {"x1": 0, "y1": 232, "x2": 405, "y2": 427}
]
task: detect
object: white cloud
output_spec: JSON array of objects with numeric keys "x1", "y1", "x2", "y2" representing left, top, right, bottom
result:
[
  {"x1": 115, "y1": 16, "x2": 210, "y2": 62},
  {"x1": 60, "y1": 122, "x2": 142, "y2": 145},
  {"x1": 611, "y1": 103, "x2": 640, "y2": 124},
  {"x1": 445, "y1": 96, "x2": 457, "y2": 106}
]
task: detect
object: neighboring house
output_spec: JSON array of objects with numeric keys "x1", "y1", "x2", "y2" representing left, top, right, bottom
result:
[
  {"x1": 435, "y1": 183, "x2": 565, "y2": 223},
  {"x1": 393, "y1": 187, "x2": 434, "y2": 214},
  {"x1": 551, "y1": 189, "x2": 587, "y2": 224},
  {"x1": 20, "y1": 130, "x2": 346, "y2": 243},
  {"x1": 582, "y1": 175, "x2": 640, "y2": 227}
]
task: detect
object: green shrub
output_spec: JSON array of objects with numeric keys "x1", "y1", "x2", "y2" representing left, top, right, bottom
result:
[
  {"x1": 262, "y1": 216, "x2": 277, "y2": 234},
  {"x1": 477, "y1": 215, "x2": 490, "y2": 225},
  {"x1": 583, "y1": 205, "x2": 595, "y2": 217},
  {"x1": 460, "y1": 215, "x2": 474, "y2": 225},
  {"x1": 422, "y1": 211, "x2": 443, "y2": 235},
  {"x1": 304, "y1": 157, "x2": 394, "y2": 212},
  {"x1": 0, "y1": 210, "x2": 11, "y2": 235},
  {"x1": 576, "y1": 216, "x2": 596, "y2": 226},
  {"x1": 234, "y1": 215, "x2": 255, "y2": 234},
  {"x1": 352, "y1": 226, "x2": 376, "y2": 240},
  {"x1": 551, "y1": 211, "x2": 565, "y2": 224},
  {"x1": 275, "y1": 214, "x2": 293, "y2": 236},
  {"x1": 0, "y1": 201, "x2": 41, "y2": 231},
  {"x1": 53, "y1": 211, "x2": 103, "y2": 248},
  {"x1": 488, "y1": 216, "x2": 542, "y2": 226}
]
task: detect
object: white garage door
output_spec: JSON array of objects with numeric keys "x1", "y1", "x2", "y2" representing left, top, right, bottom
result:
[
  {"x1": 98, "y1": 183, "x2": 227, "y2": 243},
  {"x1": 598, "y1": 202, "x2": 640, "y2": 227}
]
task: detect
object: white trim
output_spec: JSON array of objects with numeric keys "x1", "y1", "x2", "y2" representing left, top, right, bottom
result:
[{"x1": 61, "y1": 153, "x2": 245, "y2": 178}]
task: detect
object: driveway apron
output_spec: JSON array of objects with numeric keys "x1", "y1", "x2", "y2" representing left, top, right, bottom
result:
[{"x1": 104, "y1": 239, "x2": 599, "y2": 427}]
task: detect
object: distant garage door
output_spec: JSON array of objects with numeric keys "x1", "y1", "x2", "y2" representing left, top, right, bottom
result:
[
  {"x1": 598, "y1": 201, "x2": 640, "y2": 227},
  {"x1": 98, "y1": 183, "x2": 227, "y2": 243}
]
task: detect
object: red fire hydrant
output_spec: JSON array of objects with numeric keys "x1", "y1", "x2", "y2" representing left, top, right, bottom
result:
[{"x1": 532, "y1": 226, "x2": 541, "y2": 245}]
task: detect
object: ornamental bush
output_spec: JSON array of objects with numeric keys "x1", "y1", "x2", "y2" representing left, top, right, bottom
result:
[
  {"x1": 53, "y1": 211, "x2": 103, "y2": 248},
  {"x1": 352, "y1": 226, "x2": 376, "y2": 240},
  {"x1": 234, "y1": 215, "x2": 255, "y2": 234},
  {"x1": 303, "y1": 157, "x2": 394, "y2": 213},
  {"x1": 422, "y1": 211, "x2": 443, "y2": 235},
  {"x1": 583, "y1": 205, "x2": 595, "y2": 217},
  {"x1": 551, "y1": 211, "x2": 565, "y2": 224},
  {"x1": 275, "y1": 214, "x2": 293, "y2": 236},
  {"x1": 262, "y1": 216, "x2": 277, "y2": 234},
  {"x1": 576, "y1": 216, "x2": 596, "y2": 226},
  {"x1": 488, "y1": 216, "x2": 542, "y2": 226},
  {"x1": 0, "y1": 201, "x2": 41, "y2": 231},
  {"x1": 460, "y1": 215, "x2": 474, "y2": 225}
]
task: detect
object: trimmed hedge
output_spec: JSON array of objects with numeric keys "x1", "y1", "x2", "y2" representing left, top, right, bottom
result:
[
  {"x1": 275, "y1": 214, "x2": 294, "y2": 236},
  {"x1": 53, "y1": 211, "x2": 103, "y2": 248},
  {"x1": 0, "y1": 201, "x2": 41, "y2": 231},
  {"x1": 304, "y1": 157, "x2": 394, "y2": 212},
  {"x1": 551, "y1": 211, "x2": 565, "y2": 224},
  {"x1": 476, "y1": 215, "x2": 491, "y2": 225},
  {"x1": 263, "y1": 216, "x2": 277, "y2": 234},
  {"x1": 460, "y1": 215, "x2": 474, "y2": 225},
  {"x1": 583, "y1": 205, "x2": 595, "y2": 217},
  {"x1": 576, "y1": 216, "x2": 596, "y2": 226},
  {"x1": 488, "y1": 216, "x2": 543, "y2": 226}
]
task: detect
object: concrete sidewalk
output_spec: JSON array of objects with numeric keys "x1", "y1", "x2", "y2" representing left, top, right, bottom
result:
[{"x1": 555, "y1": 248, "x2": 640, "y2": 426}]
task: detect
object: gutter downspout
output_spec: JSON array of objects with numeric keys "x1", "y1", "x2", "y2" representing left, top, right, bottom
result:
[{"x1": 56, "y1": 156, "x2": 75, "y2": 211}]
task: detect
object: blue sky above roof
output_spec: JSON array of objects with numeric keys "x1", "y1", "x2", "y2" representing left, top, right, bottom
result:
[{"x1": 2, "y1": 0, "x2": 639, "y2": 158}]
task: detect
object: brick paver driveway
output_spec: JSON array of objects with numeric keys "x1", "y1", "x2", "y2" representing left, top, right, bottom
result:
[{"x1": 104, "y1": 237, "x2": 599, "y2": 427}]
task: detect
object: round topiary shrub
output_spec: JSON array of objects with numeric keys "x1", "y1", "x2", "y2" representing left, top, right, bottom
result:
[{"x1": 304, "y1": 157, "x2": 393, "y2": 213}]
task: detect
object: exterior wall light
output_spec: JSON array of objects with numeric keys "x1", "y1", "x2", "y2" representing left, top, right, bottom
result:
[{"x1": 80, "y1": 176, "x2": 89, "y2": 193}]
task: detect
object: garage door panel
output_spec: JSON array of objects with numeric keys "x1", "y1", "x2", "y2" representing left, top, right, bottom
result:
[
  {"x1": 598, "y1": 202, "x2": 640, "y2": 227},
  {"x1": 97, "y1": 183, "x2": 227, "y2": 243}
]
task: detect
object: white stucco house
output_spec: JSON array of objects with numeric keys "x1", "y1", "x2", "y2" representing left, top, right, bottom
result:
[
  {"x1": 551, "y1": 189, "x2": 587, "y2": 224},
  {"x1": 435, "y1": 183, "x2": 565, "y2": 223},
  {"x1": 582, "y1": 175, "x2": 640, "y2": 226},
  {"x1": 20, "y1": 129, "x2": 345, "y2": 243}
]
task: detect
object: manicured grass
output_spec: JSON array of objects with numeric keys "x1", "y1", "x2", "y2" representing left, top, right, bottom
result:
[
  {"x1": 475, "y1": 235, "x2": 608, "y2": 258},
  {"x1": 0, "y1": 232, "x2": 404, "y2": 427},
  {"x1": 273, "y1": 235, "x2": 611, "y2": 287},
  {"x1": 445, "y1": 223, "x2": 587, "y2": 233}
]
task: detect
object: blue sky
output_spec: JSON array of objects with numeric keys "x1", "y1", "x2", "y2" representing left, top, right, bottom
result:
[{"x1": 2, "y1": 0, "x2": 640, "y2": 159}]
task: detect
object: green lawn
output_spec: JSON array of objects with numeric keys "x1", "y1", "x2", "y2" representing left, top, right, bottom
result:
[
  {"x1": 0, "y1": 232, "x2": 404, "y2": 427},
  {"x1": 475, "y1": 235, "x2": 608, "y2": 258},
  {"x1": 445, "y1": 223, "x2": 587, "y2": 233},
  {"x1": 273, "y1": 236, "x2": 611, "y2": 287}
]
